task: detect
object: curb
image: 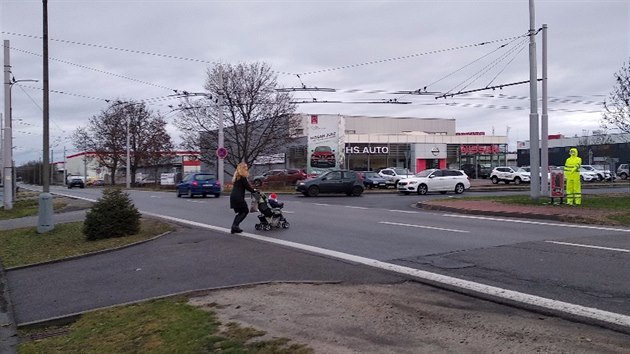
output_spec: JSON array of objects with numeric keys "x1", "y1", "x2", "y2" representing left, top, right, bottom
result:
[{"x1": 0, "y1": 262, "x2": 18, "y2": 354}]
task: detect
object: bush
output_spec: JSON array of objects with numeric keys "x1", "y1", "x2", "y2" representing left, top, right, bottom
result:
[{"x1": 83, "y1": 188, "x2": 141, "y2": 241}]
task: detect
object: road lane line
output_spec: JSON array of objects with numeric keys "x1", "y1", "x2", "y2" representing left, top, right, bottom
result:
[
  {"x1": 546, "y1": 241, "x2": 630, "y2": 253},
  {"x1": 388, "y1": 210, "x2": 419, "y2": 214},
  {"x1": 141, "y1": 211, "x2": 630, "y2": 330},
  {"x1": 443, "y1": 213, "x2": 630, "y2": 233},
  {"x1": 379, "y1": 221, "x2": 469, "y2": 233},
  {"x1": 345, "y1": 206, "x2": 369, "y2": 210}
]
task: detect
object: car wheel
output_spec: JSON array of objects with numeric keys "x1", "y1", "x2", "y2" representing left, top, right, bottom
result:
[
  {"x1": 264, "y1": 224, "x2": 272, "y2": 231},
  {"x1": 491, "y1": 176, "x2": 499, "y2": 184},
  {"x1": 282, "y1": 221, "x2": 290, "y2": 229},
  {"x1": 68, "y1": 186, "x2": 72, "y2": 189},
  {"x1": 417, "y1": 184, "x2": 428, "y2": 195},
  {"x1": 307, "y1": 185, "x2": 319, "y2": 197},
  {"x1": 351, "y1": 186, "x2": 363, "y2": 196},
  {"x1": 202, "y1": 193, "x2": 207, "y2": 198},
  {"x1": 188, "y1": 189, "x2": 193, "y2": 198},
  {"x1": 176, "y1": 188, "x2": 182, "y2": 197},
  {"x1": 621, "y1": 173, "x2": 628, "y2": 180},
  {"x1": 454, "y1": 183, "x2": 465, "y2": 194},
  {"x1": 214, "y1": 193, "x2": 221, "y2": 198},
  {"x1": 513, "y1": 177, "x2": 521, "y2": 185},
  {"x1": 580, "y1": 175, "x2": 585, "y2": 182}
]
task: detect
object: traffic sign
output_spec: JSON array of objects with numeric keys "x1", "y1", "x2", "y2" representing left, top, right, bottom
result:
[{"x1": 216, "y1": 147, "x2": 228, "y2": 159}]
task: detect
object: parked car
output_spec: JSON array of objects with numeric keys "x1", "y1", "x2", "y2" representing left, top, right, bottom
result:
[
  {"x1": 397, "y1": 169, "x2": 470, "y2": 195},
  {"x1": 490, "y1": 166, "x2": 531, "y2": 184},
  {"x1": 67, "y1": 177, "x2": 85, "y2": 189},
  {"x1": 310, "y1": 145, "x2": 336, "y2": 168},
  {"x1": 251, "y1": 169, "x2": 307, "y2": 187},
  {"x1": 460, "y1": 163, "x2": 490, "y2": 179},
  {"x1": 378, "y1": 167, "x2": 413, "y2": 188},
  {"x1": 296, "y1": 170, "x2": 364, "y2": 197},
  {"x1": 578, "y1": 166, "x2": 599, "y2": 182},
  {"x1": 357, "y1": 171, "x2": 387, "y2": 189},
  {"x1": 616, "y1": 163, "x2": 628, "y2": 180},
  {"x1": 583, "y1": 165, "x2": 613, "y2": 181},
  {"x1": 91, "y1": 179, "x2": 105, "y2": 186},
  {"x1": 176, "y1": 172, "x2": 221, "y2": 198}
]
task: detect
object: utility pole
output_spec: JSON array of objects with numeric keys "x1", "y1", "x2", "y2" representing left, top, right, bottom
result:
[
  {"x1": 3, "y1": 40, "x2": 13, "y2": 210},
  {"x1": 528, "y1": 0, "x2": 541, "y2": 199},
  {"x1": 540, "y1": 24, "x2": 549, "y2": 195},
  {"x1": 217, "y1": 68, "x2": 225, "y2": 190},
  {"x1": 38, "y1": 0, "x2": 54, "y2": 233}
]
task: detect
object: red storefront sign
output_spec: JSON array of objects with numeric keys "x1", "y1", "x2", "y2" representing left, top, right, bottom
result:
[{"x1": 459, "y1": 145, "x2": 500, "y2": 155}]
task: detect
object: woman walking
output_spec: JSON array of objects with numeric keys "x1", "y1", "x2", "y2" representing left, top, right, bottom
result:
[{"x1": 230, "y1": 162, "x2": 256, "y2": 234}]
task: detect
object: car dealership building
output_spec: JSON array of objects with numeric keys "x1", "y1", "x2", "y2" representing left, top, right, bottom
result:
[{"x1": 286, "y1": 114, "x2": 508, "y2": 175}]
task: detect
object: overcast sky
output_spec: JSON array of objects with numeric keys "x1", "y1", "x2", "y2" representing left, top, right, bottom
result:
[{"x1": 1, "y1": 0, "x2": 629, "y2": 164}]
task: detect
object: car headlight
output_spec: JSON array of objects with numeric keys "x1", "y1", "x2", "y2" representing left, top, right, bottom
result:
[{"x1": 407, "y1": 181, "x2": 418, "y2": 185}]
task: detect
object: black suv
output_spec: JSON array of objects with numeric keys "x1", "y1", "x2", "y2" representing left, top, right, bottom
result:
[
  {"x1": 296, "y1": 170, "x2": 364, "y2": 197},
  {"x1": 67, "y1": 177, "x2": 85, "y2": 189}
]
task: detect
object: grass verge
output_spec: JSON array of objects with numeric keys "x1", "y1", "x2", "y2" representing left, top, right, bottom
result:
[
  {"x1": 18, "y1": 297, "x2": 313, "y2": 354},
  {"x1": 0, "y1": 197, "x2": 68, "y2": 220},
  {"x1": 453, "y1": 193, "x2": 630, "y2": 226},
  {"x1": 0, "y1": 218, "x2": 173, "y2": 268}
]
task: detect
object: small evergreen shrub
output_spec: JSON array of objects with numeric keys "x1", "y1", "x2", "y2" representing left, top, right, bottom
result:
[{"x1": 83, "y1": 188, "x2": 141, "y2": 241}]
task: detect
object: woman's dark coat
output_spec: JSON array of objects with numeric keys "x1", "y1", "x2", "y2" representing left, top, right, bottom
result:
[{"x1": 230, "y1": 176, "x2": 255, "y2": 211}]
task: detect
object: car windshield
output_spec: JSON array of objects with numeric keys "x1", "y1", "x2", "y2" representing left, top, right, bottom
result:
[
  {"x1": 393, "y1": 168, "x2": 410, "y2": 175},
  {"x1": 517, "y1": 168, "x2": 530, "y2": 173},
  {"x1": 315, "y1": 146, "x2": 331, "y2": 152},
  {"x1": 414, "y1": 170, "x2": 434, "y2": 177}
]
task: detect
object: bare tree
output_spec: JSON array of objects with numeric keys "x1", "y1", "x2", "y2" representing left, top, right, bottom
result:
[
  {"x1": 73, "y1": 101, "x2": 174, "y2": 185},
  {"x1": 174, "y1": 62, "x2": 299, "y2": 173},
  {"x1": 601, "y1": 59, "x2": 630, "y2": 134}
]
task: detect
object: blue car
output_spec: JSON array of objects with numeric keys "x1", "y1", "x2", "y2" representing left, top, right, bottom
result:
[{"x1": 176, "y1": 172, "x2": 221, "y2": 198}]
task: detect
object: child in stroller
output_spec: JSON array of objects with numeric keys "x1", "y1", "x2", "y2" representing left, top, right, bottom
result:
[{"x1": 252, "y1": 191, "x2": 290, "y2": 231}]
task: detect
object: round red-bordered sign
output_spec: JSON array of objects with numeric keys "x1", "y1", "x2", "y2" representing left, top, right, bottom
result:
[{"x1": 216, "y1": 147, "x2": 228, "y2": 159}]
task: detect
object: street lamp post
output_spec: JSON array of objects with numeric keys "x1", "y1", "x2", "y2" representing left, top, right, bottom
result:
[{"x1": 3, "y1": 39, "x2": 38, "y2": 210}]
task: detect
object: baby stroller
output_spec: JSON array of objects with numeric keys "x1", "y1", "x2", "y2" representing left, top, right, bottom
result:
[{"x1": 252, "y1": 191, "x2": 290, "y2": 231}]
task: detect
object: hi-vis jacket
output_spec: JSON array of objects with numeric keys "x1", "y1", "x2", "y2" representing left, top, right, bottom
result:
[{"x1": 564, "y1": 148, "x2": 582, "y2": 178}]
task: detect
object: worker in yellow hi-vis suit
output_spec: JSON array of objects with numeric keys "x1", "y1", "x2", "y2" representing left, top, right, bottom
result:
[{"x1": 564, "y1": 147, "x2": 582, "y2": 205}]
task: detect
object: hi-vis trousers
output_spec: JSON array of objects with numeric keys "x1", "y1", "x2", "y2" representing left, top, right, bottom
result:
[{"x1": 566, "y1": 176, "x2": 581, "y2": 205}]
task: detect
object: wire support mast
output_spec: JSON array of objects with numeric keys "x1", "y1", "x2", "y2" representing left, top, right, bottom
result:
[{"x1": 434, "y1": 79, "x2": 542, "y2": 100}]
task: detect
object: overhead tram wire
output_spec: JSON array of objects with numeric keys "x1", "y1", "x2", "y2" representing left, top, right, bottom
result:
[
  {"x1": 2, "y1": 31, "x2": 528, "y2": 77},
  {"x1": 9, "y1": 46, "x2": 179, "y2": 92}
]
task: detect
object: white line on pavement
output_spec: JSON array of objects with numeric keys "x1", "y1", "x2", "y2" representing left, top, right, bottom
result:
[
  {"x1": 345, "y1": 206, "x2": 369, "y2": 210},
  {"x1": 546, "y1": 241, "x2": 630, "y2": 253},
  {"x1": 379, "y1": 221, "x2": 469, "y2": 233},
  {"x1": 141, "y1": 211, "x2": 630, "y2": 330},
  {"x1": 443, "y1": 213, "x2": 630, "y2": 233},
  {"x1": 388, "y1": 210, "x2": 419, "y2": 214}
]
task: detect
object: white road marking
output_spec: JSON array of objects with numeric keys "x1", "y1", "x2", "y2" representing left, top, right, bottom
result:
[
  {"x1": 345, "y1": 206, "x2": 369, "y2": 210},
  {"x1": 443, "y1": 213, "x2": 630, "y2": 233},
  {"x1": 379, "y1": 221, "x2": 469, "y2": 233},
  {"x1": 314, "y1": 203, "x2": 330, "y2": 206},
  {"x1": 141, "y1": 211, "x2": 630, "y2": 329},
  {"x1": 388, "y1": 210, "x2": 419, "y2": 214},
  {"x1": 546, "y1": 241, "x2": 630, "y2": 253}
]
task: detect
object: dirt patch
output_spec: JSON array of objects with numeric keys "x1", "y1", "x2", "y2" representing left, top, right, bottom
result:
[{"x1": 189, "y1": 282, "x2": 630, "y2": 353}]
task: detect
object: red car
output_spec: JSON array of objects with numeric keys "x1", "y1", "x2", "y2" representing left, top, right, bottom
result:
[
  {"x1": 310, "y1": 145, "x2": 336, "y2": 168},
  {"x1": 252, "y1": 169, "x2": 307, "y2": 187}
]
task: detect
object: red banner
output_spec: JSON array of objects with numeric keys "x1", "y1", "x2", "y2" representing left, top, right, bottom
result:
[{"x1": 460, "y1": 145, "x2": 500, "y2": 155}]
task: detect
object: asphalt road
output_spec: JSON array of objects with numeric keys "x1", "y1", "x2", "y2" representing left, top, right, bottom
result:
[{"x1": 10, "y1": 184, "x2": 630, "y2": 329}]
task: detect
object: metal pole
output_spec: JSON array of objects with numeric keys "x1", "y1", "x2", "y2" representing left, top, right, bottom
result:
[
  {"x1": 540, "y1": 24, "x2": 549, "y2": 195},
  {"x1": 126, "y1": 117, "x2": 131, "y2": 188},
  {"x1": 3, "y1": 40, "x2": 13, "y2": 210},
  {"x1": 217, "y1": 68, "x2": 225, "y2": 189},
  {"x1": 528, "y1": 0, "x2": 541, "y2": 199},
  {"x1": 38, "y1": 0, "x2": 54, "y2": 233}
]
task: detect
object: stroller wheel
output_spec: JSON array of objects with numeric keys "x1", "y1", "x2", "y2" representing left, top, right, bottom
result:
[
  {"x1": 282, "y1": 221, "x2": 290, "y2": 229},
  {"x1": 264, "y1": 224, "x2": 272, "y2": 231},
  {"x1": 255, "y1": 224, "x2": 261, "y2": 230}
]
